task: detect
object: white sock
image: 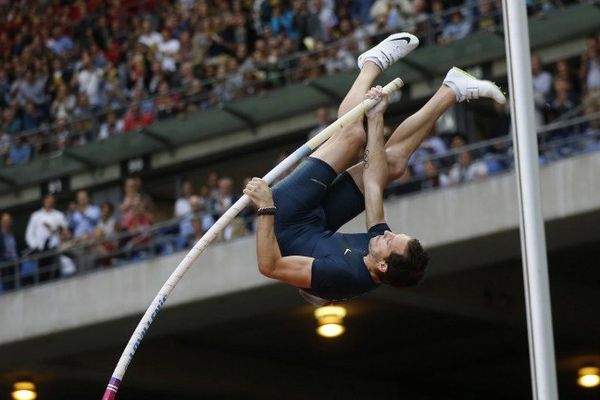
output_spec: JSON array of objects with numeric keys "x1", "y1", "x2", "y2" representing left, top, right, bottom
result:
[{"x1": 443, "y1": 81, "x2": 461, "y2": 102}]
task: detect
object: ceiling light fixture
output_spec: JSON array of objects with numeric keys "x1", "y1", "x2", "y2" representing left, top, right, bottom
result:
[
  {"x1": 12, "y1": 381, "x2": 37, "y2": 400},
  {"x1": 314, "y1": 305, "x2": 347, "y2": 338},
  {"x1": 578, "y1": 366, "x2": 600, "y2": 388}
]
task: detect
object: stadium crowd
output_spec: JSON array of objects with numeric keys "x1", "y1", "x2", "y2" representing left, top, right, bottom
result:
[
  {"x1": 0, "y1": 0, "x2": 583, "y2": 167},
  {"x1": 0, "y1": 168, "x2": 263, "y2": 289}
]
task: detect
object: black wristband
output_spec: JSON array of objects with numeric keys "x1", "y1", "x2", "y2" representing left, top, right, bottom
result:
[{"x1": 257, "y1": 206, "x2": 277, "y2": 216}]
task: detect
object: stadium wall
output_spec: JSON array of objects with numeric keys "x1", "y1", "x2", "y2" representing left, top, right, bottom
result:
[{"x1": 1, "y1": 151, "x2": 599, "y2": 347}]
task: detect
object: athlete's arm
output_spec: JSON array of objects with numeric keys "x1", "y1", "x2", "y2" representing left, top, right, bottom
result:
[
  {"x1": 244, "y1": 178, "x2": 313, "y2": 288},
  {"x1": 363, "y1": 87, "x2": 389, "y2": 229}
]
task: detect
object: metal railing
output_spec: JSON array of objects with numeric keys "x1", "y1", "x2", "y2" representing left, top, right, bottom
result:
[{"x1": 1, "y1": 112, "x2": 599, "y2": 295}]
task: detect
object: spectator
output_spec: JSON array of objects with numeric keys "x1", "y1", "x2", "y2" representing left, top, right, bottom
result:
[
  {"x1": 46, "y1": 26, "x2": 74, "y2": 56},
  {"x1": 174, "y1": 179, "x2": 195, "y2": 218},
  {"x1": 546, "y1": 77, "x2": 579, "y2": 153},
  {"x1": 386, "y1": 0, "x2": 417, "y2": 32},
  {"x1": 7, "y1": 136, "x2": 32, "y2": 165},
  {"x1": 56, "y1": 227, "x2": 78, "y2": 276},
  {"x1": 420, "y1": 159, "x2": 440, "y2": 190},
  {"x1": 476, "y1": 1, "x2": 500, "y2": 32},
  {"x1": 50, "y1": 84, "x2": 77, "y2": 121},
  {"x1": 21, "y1": 102, "x2": 42, "y2": 131},
  {"x1": 139, "y1": 19, "x2": 163, "y2": 49},
  {"x1": 408, "y1": 0, "x2": 429, "y2": 37},
  {"x1": 206, "y1": 171, "x2": 220, "y2": 198},
  {"x1": 98, "y1": 111, "x2": 125, "y2": 140},
  {"x1": 531, "y1": 54, "x2": 552, "y2": 127},
  {"x1": 548, "y1": 78, "x2": 578, "y2": 121},
  {"x1": 69, "y1": 190, "x2": 101, "y2": 241},
  {"x1": 440, "y1": 149, "x2": 488, "y2": 187},
  {"x1": 293, "y1": 0, "x2": 320, "y2": 48},
  {"x1": 2, "y1": 108, "x2": 23, "y2": 135},
  {"x1": 0, "y1": 133, "x2": 10, "y2": 163},
  {"x1": 439, "y1": 10, "x2": 472, "y2": 44},
  {"x1": 54, "y1": 118, "x2": 72, "y2": 150},
  {"x1": 213, "y1": 177, "x2": 238, "y2": 218},
  {"x1": 104, "y1": 81, "x2": 126, "y2": 111},
  {"x1": 16, "y1": 69, "x2": 48, "y2": 108},
  {"x1": 554, "y1": 59, "x2": 580, "y2": 95},
  {"x1": 123, "y1": 103, "x2": 155, "y2": 132},
  {"x1": 364, "y1": 3, "x2": 391, "y2": 42},
  {"x1": 580, "y1": 35, "x2": 600, "y2": 130},
  {"x1": 158, "y1": 28, "x2": 181, "y2": 73},
  {"x1": 120, "y1": 176, "x2": 154, "y2": 220},
  {"x1": 155, "y1": 81, "x2": 179, "y2": 120},
  {"x1": 122, "y1": 194, "x2": 153, "y2": 256},
  {"x1": 483, "y1": 141, "x2": 512, "y2": 175},
  {"x1": 178, "y1": 195, "x2": 203, "y2": 248},
  {"x1": 0, "y1": 68, "x2": 11, "y2": 108},
  {"x1": 96, "y1": 201, "x2": 120, "y2": 240},
  {"x1": 24, "y1": 194, "x2": 68, "y2": 280},
  {"x1": 94, "y1": 201, "x2": 120, "y2": 267},
  {"x1": 307, "y1": 107, "x2": 331, "y2": 140},
  {"x1": 430, "y1": 0, "x2": 447, "y2": 42},
  {"x1": 76, "y1": 52, "x2": 105, "y2": 109},
  {"x1": 410, "y1": 131, "x2": 449, "y2": 176},
  {"x1": 0, "y1": 212, "x2": 18, "y2": 290},
  {"x1": 313, "y1": 0, "x2": 337, "y2": 42},
  {"x1": 73, "y1": 93, "x2": 95, "y2": 129}
]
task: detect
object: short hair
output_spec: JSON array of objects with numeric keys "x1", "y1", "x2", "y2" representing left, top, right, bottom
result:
[
  {"x1": 381, "y1": 239, "x2": 429, "y2": 288},
  {"x1": 101, "y1": 201, "x2": 114, "y2": 213}
]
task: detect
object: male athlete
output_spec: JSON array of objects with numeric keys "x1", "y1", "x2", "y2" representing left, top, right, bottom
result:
[{"x1": 244, "y1": 33, "x2": 506, "y2": 304}]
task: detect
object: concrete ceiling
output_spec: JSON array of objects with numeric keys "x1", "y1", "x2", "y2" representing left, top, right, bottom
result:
[{"x1": 1, "y1": 236, "x2": 599, "y2": 400}]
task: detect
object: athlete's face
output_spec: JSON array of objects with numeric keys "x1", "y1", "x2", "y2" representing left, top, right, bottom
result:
[{"x1": 368, "y1": 230, "x2": 412, "y2": 261}]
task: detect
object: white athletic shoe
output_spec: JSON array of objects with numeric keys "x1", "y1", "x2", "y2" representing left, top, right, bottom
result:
[
  {"x1": 357, "y1": 32, "x2": 419, "y2": 71},
  {"x1": 443, "y1": 67, "x2": 506, "y2": 104}
]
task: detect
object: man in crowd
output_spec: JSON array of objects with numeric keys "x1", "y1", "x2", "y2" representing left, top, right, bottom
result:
[
  {"x1": 0, "y1": 212, "x2": 19, "y2": 290},
  {"x1": 69, "y1": 190, "x2": 101, "y2": 241},
  {"x1": 25, "y1": 194, "x2": 68, "y2": 281}
]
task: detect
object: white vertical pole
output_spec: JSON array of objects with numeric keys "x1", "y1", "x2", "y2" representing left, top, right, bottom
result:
[{"x1": 501, "y1": 2, "x2": 559, "y2": 399}]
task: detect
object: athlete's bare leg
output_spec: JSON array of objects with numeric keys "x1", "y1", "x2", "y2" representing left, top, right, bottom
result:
[
  {"x1": 311, "y1": 32, "x2": 420, "y2": 175},
  {"x1": 310, "y1": 62, "x2": 380, "y2": 174},
  {"x1": 347, "y1": 67, "x2": 506, "y2": 192},
  {"x1": 347, "y1": 85, "x2": 456, "y2": 192}
]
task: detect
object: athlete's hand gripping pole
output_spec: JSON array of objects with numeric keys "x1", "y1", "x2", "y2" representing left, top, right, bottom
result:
[{"x1": 101, "y1": 77, "x2": 403, "y2": 399}]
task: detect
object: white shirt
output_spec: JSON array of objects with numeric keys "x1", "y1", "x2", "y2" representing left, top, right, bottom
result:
[
  {"x1": 139, "y1": 32, "x2": 163, "y2": 48},
  {"x1": 25, "y1": 208, "x2": 68, "y2": 250},
  {"x1": 174, "y1": 197, "x2": 191, "y2": 218},
  {"x1": 440, "y1": 161, "x2": 488, "y2": 187},
  {"x1": 532, "y1": 70, "x2": 552, "y2": 97},
  {"x1": 586, "y1": 57, "x2": 600, "y2": 90},
  {"x1": 97, "y1": 216, "x2": 117, "y2": 238},
  {"x1": 98, "y1": 120, "x2": 124, "y2": 139},
  {"x1": 159, "y1": 39, "x2": 181, "y2": 72},
  {"x1": 78, "y1": 68, "x2": 104, "y2": 106}
]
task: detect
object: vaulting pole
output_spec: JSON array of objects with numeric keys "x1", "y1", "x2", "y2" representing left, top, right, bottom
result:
[
  {"x1": 501, "y1": 2, "x2": 559, "y2": 399},
  {"x1": 101, "y1": 78, "x2": 404, "y2": 399}
]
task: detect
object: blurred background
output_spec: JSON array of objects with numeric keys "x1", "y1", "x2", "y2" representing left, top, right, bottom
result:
[{"x1": 0, "y1": 0, "x2": 599, "y2": 398}]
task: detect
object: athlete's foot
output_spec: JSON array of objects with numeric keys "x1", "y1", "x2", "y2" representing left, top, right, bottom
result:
[
  {"x1": 357, "y1": 32, "x2": 419, "y2": 72},
  {"x1": 443, "y1": 67, "x2": 506, "y2": 104}
]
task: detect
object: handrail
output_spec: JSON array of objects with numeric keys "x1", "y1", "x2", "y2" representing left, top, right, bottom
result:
[{"x1": 1, "y1": 111, "x2": 598, "y2": 294}]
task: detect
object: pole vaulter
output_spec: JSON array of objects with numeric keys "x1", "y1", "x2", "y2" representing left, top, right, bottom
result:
[
  {"x1": 102, "y1": 29, "x2": 509, "y2": 397},
  {"x1": 101, "y1": 76, "x2": 405, "y2": 400}
]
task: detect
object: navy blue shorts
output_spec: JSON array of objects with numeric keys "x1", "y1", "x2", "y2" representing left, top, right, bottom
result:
[{"x1": 272, "y1": 157, "x2": 365, "y2": 256}]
